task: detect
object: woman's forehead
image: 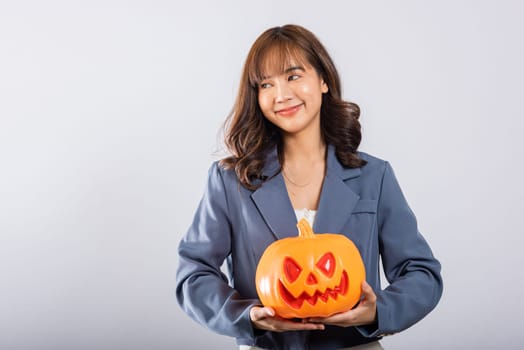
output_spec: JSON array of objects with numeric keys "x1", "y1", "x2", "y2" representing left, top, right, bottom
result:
[{"x1": 257, "y1": 46, "x2": 310, "y2": 79}]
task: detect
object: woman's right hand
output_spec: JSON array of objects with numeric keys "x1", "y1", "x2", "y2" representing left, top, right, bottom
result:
[{"x1": 250, "y1": 306, "x2": 325, "y2": 332}]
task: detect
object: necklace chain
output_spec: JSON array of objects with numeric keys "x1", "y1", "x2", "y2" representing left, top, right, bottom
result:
[{"x1": 282, "y1": 168, "x2": 312, "y2": 187}]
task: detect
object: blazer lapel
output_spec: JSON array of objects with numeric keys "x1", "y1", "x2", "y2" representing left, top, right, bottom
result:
[
  {"x1": 314, "y1": 145, "x2": 362, "y2": 234},
  {"x1": 251, "y1": 148, "x2": 298, "y2": 240}
]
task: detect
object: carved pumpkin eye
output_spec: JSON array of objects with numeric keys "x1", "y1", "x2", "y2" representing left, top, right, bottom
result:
[
  {"x1": 316, "y1": 252, "x2": 335, "y2": 277},
  {"x1": 284, "y1": 257, "x2": 302, "y2": 282}
]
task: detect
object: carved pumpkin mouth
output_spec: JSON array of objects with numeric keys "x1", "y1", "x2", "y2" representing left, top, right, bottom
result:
[{"x1": 278, "y1": 271, "x2": 349, "y2": 309}]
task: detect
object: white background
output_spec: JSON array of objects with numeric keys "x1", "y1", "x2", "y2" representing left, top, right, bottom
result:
[{"x1": 1, "y1": 1, "x2": 523, "y2": 349}]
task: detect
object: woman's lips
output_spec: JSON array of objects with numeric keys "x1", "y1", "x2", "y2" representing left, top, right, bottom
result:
[{"x1": 276, "y1": 104, "x2": 303, "y2": 117}]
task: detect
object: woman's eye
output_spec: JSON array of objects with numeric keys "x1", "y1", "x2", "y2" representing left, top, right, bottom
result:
[
  {"x1": 260, "y1": 82, "x2": 271, "y2": 89},
  {"x1": 288, "y1": 74, "x2": 300, "y2": 81}
]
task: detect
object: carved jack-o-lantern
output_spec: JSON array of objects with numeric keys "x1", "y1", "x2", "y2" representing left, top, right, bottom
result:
[{"x1": 255, "y1": 218, "x2": 365, "y2": 318}]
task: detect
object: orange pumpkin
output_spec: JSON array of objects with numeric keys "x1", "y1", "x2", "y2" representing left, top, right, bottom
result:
[{"x1": 255, "y1": 218, "x2": 365, "y2": 318}]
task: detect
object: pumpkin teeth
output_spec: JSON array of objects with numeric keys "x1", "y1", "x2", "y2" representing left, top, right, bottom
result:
[
  {"x1": 279, "y1": 271, "x2": 349, "y2": 309},
  {"x1": 306, "y1": 294, "x2": 318, "y2": 306}
]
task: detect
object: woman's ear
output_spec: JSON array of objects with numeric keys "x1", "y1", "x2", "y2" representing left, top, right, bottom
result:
[{"x1": 321, "y1": 80, "x2": 329, "y2": 93}]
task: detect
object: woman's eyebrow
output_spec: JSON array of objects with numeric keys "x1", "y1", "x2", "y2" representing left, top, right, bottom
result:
[
  {"x1": 261, "y1": 66, "x2": 305, "y2": 80},
  {"x1": 284, "y1": 66, "x2": 305, "y2": 73}
]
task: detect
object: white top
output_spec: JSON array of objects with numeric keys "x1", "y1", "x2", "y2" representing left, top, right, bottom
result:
[{"x1": 294, "y1": 208, "x2": 317, "y2": 228}]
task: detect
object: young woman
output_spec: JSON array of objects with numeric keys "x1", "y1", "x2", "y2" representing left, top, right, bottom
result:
[{"x1": 176, "y1": 24, "x2": 443, "y2": 350}]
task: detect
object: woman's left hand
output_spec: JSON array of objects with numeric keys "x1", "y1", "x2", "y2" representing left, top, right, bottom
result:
[{"x1": 307, "y1": 280, "x2": 377, "y2": 327}]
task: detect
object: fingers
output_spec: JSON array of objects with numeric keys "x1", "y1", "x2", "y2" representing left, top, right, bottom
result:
[
  {"x1": 273, "y1": 319, "x2": 325, "y2": 331},
  {"x1": 309, "y1": 312, "x2": 348, "y2": 324},
  {"x1": 255, "y1": 317, "x2": 324, "y2": 332},
  {"x1": 250, "y1": 306, "x2": 325, "y2": 332},
  {"x1": 361, "y1": 280, "x2": 377, "y2": 303},
  {"x1": 250, "y1": 306, "x2": 275, "y2": 321}
]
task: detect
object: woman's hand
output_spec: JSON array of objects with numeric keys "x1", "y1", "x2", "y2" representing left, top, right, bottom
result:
[
  {"x1": 250, "y1": 306, "x2": 325, "y2": 332},
  {"x1": 308, "y1": 281, "x2": 377, "y2": 327}
]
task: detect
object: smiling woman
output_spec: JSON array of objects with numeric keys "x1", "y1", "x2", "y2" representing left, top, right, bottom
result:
[{"x1": 176, "y1": 24, "x2": 443, "y2": 350}]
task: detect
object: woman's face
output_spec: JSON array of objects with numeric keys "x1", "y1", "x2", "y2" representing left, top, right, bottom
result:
[{"x1": 257, "y1": 59, "x2": 328, "y2": 138}]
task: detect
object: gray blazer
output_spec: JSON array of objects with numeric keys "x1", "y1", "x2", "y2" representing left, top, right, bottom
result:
[{"x1": 176, "y1": 145, "x2": 443, "y2": 349}]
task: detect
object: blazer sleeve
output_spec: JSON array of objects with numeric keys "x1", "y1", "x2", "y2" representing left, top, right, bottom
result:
[
  {"x1": 359, "y1": 161, "x2": 443, "y2": 337},
  {"x1": 175, "y1": 162, "x2": 260, "y2": 339}
]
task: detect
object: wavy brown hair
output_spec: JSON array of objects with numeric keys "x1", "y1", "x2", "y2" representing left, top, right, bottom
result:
[{"x1": 220, "y1": 24, "x2": 366, "y2": 190}]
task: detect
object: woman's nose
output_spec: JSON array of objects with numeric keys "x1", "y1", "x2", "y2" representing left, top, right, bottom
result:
[{"x1": 274, "y1": 81, "x2": 292, "y2": 103}]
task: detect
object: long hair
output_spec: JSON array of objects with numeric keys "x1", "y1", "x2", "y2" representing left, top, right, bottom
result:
[{"x1": 221, "y1": 24, "x2": 366, "y2": 190}]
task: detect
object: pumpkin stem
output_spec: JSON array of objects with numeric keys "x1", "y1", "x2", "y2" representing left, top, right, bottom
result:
[{"x1": 297, "y1": 218, "x2": 315, "y2": 238}]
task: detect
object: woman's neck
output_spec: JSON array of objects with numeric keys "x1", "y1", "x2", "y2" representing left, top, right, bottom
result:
[
  {"x1": 281, "y1": 132, "x2": 326, "y2": 211},
  {"x1": 282, "y1": 134, "x2": 326, "y2": 166}
]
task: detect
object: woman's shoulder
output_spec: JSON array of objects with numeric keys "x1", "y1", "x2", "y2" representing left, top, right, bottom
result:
[
  {"x1": 357, "y1": 151, "x2": 389, "y2": 173},
  {"x1": 208, "y1": 159, "x2": 231, "y2": 176},
  {"x1": 207, "y1": 159, "x2": 240, "y2": 184},
  {"x1": 357, "y1": 151, "x2": 384, "y2": 163},
  {"x1": 355, "y1": 151, "x2": 407, "y2": 191}
]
